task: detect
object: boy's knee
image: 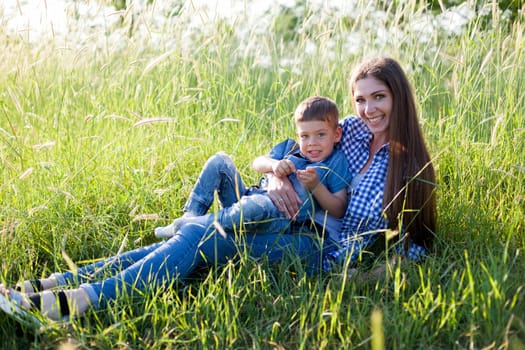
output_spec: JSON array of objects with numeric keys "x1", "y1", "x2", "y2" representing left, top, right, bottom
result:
[{"x1": 207, "y1": 152, "x2": 233, "y2": 168}]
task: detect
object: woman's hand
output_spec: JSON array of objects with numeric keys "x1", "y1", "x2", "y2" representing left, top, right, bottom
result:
[
  {"x1": 349, "y1": 256, "x2": 403, "y2": 282},
  {"x1": 266, "y1": 174, "x2": 301, "y2": 219}
]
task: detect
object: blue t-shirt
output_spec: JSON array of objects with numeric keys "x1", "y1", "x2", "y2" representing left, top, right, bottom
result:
[{"x1": 266, "y1": 138, "x2": 352, "y2": 222}]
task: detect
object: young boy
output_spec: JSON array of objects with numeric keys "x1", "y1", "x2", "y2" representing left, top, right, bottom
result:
[{"x1": 155, "y1": 96, "x2": 351, "y2": 238}]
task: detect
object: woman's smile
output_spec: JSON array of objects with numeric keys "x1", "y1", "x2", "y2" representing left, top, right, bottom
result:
[{"x1": 353, "y1": 76, "x2": 393, "y2": 138}]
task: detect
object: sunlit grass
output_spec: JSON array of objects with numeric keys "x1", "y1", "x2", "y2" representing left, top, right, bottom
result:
[{"x1": 1, "y1": 0, "x2": 524, "y2": 348}]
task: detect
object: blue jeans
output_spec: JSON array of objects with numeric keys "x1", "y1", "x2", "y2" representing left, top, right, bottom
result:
[
  {"x1": 51, "y1": 152, "x2": 330, "y2": 307},
  {"x1": 182, "y1": 152, "x2": 296, "y2": 234},
  {"x1": 53, "y1": 222, "x2": 327, "y2": 307}
]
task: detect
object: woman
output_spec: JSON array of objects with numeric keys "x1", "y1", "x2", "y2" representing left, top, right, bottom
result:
[{"x1": 0, "y1": 56, "x2": 436, "y2": 324}]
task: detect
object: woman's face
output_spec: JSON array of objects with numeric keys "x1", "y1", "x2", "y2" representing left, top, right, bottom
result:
[{"x1": 353, "y1": 76, "x2": 393, "y2": 139}]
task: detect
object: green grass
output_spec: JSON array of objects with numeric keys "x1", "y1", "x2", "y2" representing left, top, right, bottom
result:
[{"x1": 1, "y1": 1, "x2": 524, "y2": 348}]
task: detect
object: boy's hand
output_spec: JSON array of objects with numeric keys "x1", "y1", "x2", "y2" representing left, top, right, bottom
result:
[
  {"x1": 296, "y1": 167, "x2": 320, "y2": 191},
  {"x1": 272, "y1": 159, "x2": 296, "y2": 177}
]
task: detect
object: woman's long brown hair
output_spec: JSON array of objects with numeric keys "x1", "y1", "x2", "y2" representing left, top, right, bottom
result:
[{"x1": 350, "y1": 57, "x2": 437, "y2": 250}]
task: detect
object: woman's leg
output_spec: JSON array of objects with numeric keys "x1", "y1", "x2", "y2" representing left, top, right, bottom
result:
[
  {"x1": 1, "y1": 224, "x2": 226, "y2": 321},
  {"x1": 83, "y1": 221, "x2": 237, "y2": 308},
  {"x1": 0, "y1": 223, "x2": 220, "y2": 320},
  {"x1": 198, "y1": 222, "x2": 324, "y2": 273},
  {"x1": 85, "y1": 221, "x2": 322, "y2": 307},
  {"x1": 6, "y1": 222, "x2": 323, "y2": 320},
  {"x1": 0, "y1": 284, "x2": 91, "y2": 322},
  {"x1": 17, "y1": 242, "x2": 164, "y2": 292}
]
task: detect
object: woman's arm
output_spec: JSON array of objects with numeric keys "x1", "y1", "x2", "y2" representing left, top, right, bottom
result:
[
  {"x1": 252, "y1": 155, "x2": 302, "y2": 219},
  {"x1": 265, "y1": 174, "x2": 302, "y2": 220}
]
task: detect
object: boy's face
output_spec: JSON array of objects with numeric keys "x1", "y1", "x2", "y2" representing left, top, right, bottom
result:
[{"x1": 295, "y1": 119, "x2": 342, "y2": 162}]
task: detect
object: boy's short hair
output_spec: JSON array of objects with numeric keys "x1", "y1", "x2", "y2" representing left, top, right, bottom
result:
[{"x1": 294, "y1": 96, "x2": 339, "y2": 128}]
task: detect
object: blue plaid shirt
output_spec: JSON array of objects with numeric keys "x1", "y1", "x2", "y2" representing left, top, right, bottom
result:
[{"x1": 322, "y1": 115, "x2": 428, "y2": 270}]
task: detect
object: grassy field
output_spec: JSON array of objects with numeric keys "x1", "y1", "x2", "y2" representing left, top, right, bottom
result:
[{"x1": 0, "y1": 1, "x2": 524, "y2": 349}]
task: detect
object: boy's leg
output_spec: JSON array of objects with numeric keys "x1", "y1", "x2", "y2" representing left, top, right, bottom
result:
[
  {"x1": 214, "y1": 193, "x2": 289, "y2": 233},
  {"x1": 156, "y1": 152, "x2": 248, "y2": 238},
  {"x1": 159, "y1": 193, "x2": 289, "y2": 236},
  {"x1": 184, "y1": 152, "x2": 248, "y2": 213}
]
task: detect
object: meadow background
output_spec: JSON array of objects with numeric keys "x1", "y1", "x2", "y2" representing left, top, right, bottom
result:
[{"x1": 0, "y1": 0, "x2": 524, "y2": 348}]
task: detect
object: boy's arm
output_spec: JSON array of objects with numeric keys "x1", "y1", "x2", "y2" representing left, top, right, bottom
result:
[
  {"x1": 296, "y1": 167, "x2": 347, "y2": 218},
  {"x1": 252, "y1": 156, "x2": 295, "y2": 177},
  {"x1": 311, "y1": 185, "x2": 347, "y2": 218},
  {"x1": 252, "y1": 155, "x2": 276, "y2": 174}
]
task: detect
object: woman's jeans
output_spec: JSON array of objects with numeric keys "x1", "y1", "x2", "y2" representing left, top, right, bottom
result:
[
  {"x1": 51, "y1": 152, "x2": 329, "y2": 307},
  {"x1": 53, "y1": 223, "x2": 326, "y2": 308}
]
